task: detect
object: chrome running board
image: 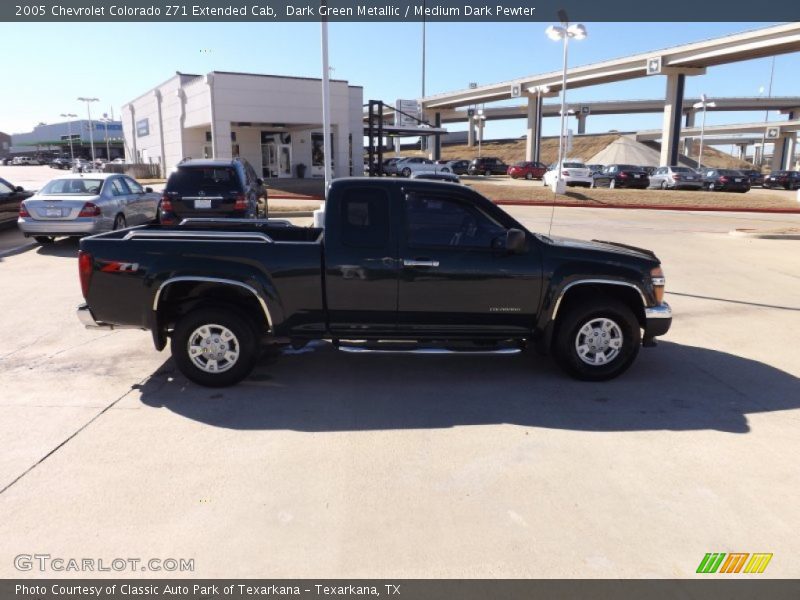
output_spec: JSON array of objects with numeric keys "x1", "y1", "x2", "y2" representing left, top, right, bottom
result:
[{"x1": 336, "y1": 343, "x2": 522, "y2": 356}]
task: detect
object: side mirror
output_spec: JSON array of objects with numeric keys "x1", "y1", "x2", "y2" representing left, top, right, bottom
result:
[
  {"x1": 505, "y1": 228, "x2": 526, "y2": 254},
  {"x1": 144, "y1": 187, "x2": 153, "y2": 193},
  {"x1": 15, "y1": 186, "x2": 24, "y2": 192}
]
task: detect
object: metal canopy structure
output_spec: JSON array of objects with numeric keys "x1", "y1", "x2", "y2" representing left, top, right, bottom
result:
[{"x1": 364, "y1": 100, "x2": 447, "y2": 176}]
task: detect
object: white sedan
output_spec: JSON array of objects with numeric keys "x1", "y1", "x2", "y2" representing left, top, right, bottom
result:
[
  {"x1": 543, "y1": 161, "x2": 594, "y2": 188},
  {"x1": 395, "y1": 157, "x2": 448, "y2": 178},
  {"x1": 17, "y1": 173, "x2": 160, "y2": 244}
]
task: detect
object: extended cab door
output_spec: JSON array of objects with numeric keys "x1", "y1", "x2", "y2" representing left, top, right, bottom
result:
[
  {"x1": 324, "y1": 185, "x2": 399, "y2": 335},
  {"x1": 397, "y1": 189, "x2": 542, "y2": 337}
]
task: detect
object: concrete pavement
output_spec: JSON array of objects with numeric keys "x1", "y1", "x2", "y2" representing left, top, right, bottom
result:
[{"x1": 0, "y1": 206, "x2": 798, "y2": 578}]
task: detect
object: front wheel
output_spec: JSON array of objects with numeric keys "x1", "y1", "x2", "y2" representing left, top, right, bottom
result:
[
  {"x1": 401, "y1": 167, "x2": 411, "y2": 178},
  {"x1": 171, "y1": 308, "x2": 259, "y2": 387},
  {"x1": 113, "y1": 214, "x2": 127, "y2": 230},
  {"x1": 553, "y1": 299, "x2": 641, "y2": 381}
]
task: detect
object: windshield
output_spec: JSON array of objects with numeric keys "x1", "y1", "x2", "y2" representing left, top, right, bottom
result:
[
  {"x1": 617, "y1": 165, "x2": 641, "y2": 171},
  {"x1": 563, "y1": 162, "x2": 585, "y2": 169},
  {"x1": 39, "y1": 179, "x2": 104, "y2": 195},
  {"x1": 672, "y1": 167, "x2": 693, "y2": 173}
]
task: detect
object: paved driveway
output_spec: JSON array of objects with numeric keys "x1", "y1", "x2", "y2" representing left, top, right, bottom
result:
[{"x1": 0, "y1": 206, "x2": 798, "y2": 578}]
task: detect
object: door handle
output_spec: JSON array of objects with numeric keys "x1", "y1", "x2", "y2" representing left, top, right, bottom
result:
[{"x1": 402, "y1": 259, "x2": 439, "y2": 268}]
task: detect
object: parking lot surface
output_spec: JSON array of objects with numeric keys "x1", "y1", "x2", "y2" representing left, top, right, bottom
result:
[{"x1": 0, "y1": 203, "x2": 798, "y2": 578}]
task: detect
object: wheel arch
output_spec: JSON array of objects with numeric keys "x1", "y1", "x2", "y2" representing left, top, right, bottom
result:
[{"x1": 152, "y1": 277, "x2": 275, "y2": 349}]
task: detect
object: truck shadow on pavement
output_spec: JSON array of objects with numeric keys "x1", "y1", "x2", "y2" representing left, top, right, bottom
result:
[
  {"x1": 35, "y1": 238, "x2": 80, "y2": 258},
  {"x1": 137, "y1": 340, "x2": 800, "y2": 434}
]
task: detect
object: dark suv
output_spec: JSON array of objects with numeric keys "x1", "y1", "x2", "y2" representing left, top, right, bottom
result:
[
  {"x1": 763, "y1": 170, "x2": 800, "y2": 190},
  {"x1": 467, "y1": 157, "x2": 508, "y2": 176},
  {"x1": 160, "y1": 158, "x2": 265, "y2": 224}
]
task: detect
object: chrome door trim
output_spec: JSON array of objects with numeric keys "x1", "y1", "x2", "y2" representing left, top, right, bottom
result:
[{"x1": 402, "y1": 259, "x2": 440, "y2": 268}]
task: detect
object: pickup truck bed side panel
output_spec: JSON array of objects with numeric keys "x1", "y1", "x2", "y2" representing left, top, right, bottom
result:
[{"x1": 81, "y1": 236, "x2": 325, "y2": 335}]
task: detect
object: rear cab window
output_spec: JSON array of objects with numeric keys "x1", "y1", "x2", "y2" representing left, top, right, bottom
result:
[{"x1": 340, "y1": 188, "x2": 391, "y2": 248}]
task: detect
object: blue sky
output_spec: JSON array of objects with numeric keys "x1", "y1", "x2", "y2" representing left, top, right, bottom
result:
[{"x1": 0, "y1": 21, "x2": 796, "y2": 138}]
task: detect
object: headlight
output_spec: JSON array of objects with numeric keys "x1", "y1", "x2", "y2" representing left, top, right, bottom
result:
[{"x1": 650, "y1": 266, "x2": 665, "y2": 304}]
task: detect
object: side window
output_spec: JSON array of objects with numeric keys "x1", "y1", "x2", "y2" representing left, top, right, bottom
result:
[
  {"x1": 110, "y1": 178, "x2": 129, "y2": 196},
  {"x1": 405, "y1": 194, "x2": 506, "y2": 249},
  {"x1": 124, "y1": 177, "x2": 143, "y2": 194},
  {"x1": 340, "y1": 188, "x2": 390, "y2": 248}
]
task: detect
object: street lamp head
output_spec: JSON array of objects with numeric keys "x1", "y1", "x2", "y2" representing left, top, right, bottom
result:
[
  {"x1": 545, "y1": 25, "x2": 566, "y2": 40},
  {"x1": 567, "y1": 24, "x2": 587, "y2": 39},
  {"x1": 77, "y1": 97, "x2": 99, "y2": 102}
]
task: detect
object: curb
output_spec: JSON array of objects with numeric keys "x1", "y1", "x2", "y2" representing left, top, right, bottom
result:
[
  {"x1": 729, "y1": 230, "x2": 800, "y2": 239},
  {"x1": 492, "y1": 200, "x2": 800, "y2": 214}
]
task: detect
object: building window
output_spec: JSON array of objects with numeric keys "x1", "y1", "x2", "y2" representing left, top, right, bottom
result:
[{"x1": 135, "y1": 119, "x2": 149, "y2": 138}]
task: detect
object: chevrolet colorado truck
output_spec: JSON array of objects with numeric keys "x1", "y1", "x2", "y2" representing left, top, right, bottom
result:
[{"x1": 76, "y1": 178, "x2": 671, "y2": 387}]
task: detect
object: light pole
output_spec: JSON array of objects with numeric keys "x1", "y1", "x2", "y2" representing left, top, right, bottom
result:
[
  {"x1": 693, "y1": 94, "x2": 716, "y2": 169},
  {"x1": 100, "y1": 115, "x2": 112, "y2": 160},
  {"x1": 60, "y1": 113, "x2": 78, "y2": 161},
  {"x1": 77, "y1": 97, "x2": 99, "y2": 162},
  {"x1": 546, "y1": 14, "x2": 586, "y2": 192},
  {"x1": 473, "y1": 108, "x2": 486, "y2": 157},
  {"x1": 758, "y1": 56, "x2": 776, "y2": 167}
]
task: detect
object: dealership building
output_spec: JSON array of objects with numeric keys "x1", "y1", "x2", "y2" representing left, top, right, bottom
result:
[
  {"x1": 9, "y1": 119, "x2": 124, "y2": 159},
  {"x1": 122, "y1": 71, "x2": 364, "y2": 179}
]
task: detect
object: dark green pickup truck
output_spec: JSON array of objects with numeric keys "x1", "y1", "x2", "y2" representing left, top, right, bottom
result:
[{"x1": 77, "y1": 178, "x2": 671, "y2": 387}]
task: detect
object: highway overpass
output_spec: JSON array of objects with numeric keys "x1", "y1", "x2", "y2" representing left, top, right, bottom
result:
[{"x1": 419, "y1": 23, "x2": 800, "y2": 167}]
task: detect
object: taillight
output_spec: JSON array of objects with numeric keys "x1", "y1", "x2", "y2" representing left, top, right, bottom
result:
[
  {"x1": 562, "y1": 170, "x2": 570, "y2": 176},
  {"x1": 78, "y1": 202, "x2": 101, "y2": 217},
  {"x1": 720, "y1": 176, "x2": 729, "y2": 183},
  {"x1": 619, "y1": 172, "x2": 629, "y2": 178},
  {"x1": 19, "y1": 202, "x2": 30, "y2": 217},
  {"x1": 160, "y1": 193, "x2": 173, "y2": 213},
  {"x1": 672, "y1": 174, "x2": 680, "y2": 180},
  {"x1": 78, "y1": 251, "x2": 93, "y2": 299},
  {"x1": 234, "y1": 193, "x2": 247, "y2": 211}
]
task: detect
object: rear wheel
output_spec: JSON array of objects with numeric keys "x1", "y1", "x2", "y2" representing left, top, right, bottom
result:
[
  {"x1": 171, "y1": 308, "x2": 259, "y2": 387},
  {"x1": 401, "y1": 167, "x2": 411, "y2": 178},
  {"x1": 33, "y1": 235, "x2": 55, "y2": 245},
  {"x1": 113, "y1": 214, "x2": 127, "y2": 230},
  {"x1": 553, "y1": 298, "x2": 641, "y2": 381},
  {"x1": 660, "y1": 181, "x2": 667, "y2": 190}
]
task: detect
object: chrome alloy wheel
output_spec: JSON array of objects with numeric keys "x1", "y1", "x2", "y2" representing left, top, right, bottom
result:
[
  {"x1": 575, "y1": 317, "x2": 623, "y2": 366},
  {"x1": 187, "y1": 324, "x2": 240, "y2": 373}
]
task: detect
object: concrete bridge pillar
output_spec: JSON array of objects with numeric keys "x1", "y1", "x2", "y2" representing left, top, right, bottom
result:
[
  {"x1": 771, "y1": 132, "x2": 797, "y2": 171},
  {"x1": 683, "y1": 110, "x2": 696, "y2": 155},
  {"x1": 525, "y1": 93, "x2": 543, "y2": 162},
  {"x1": 737, "y1": 143, "x2": 748, "y2": 160},
  {"x1": 467, "y1": 116, "x2": 475, "y2": 147},
  {"x1": 659, "y1": 73, "x2": 685, "y2": 167},
  {"x1": 577, "y1": 113, "x2": 587, "y2": 135}
]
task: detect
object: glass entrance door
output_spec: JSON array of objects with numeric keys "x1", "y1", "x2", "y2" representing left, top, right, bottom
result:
[{"x1": 261, "y1": 140, "x2": 277, "y2": 178}]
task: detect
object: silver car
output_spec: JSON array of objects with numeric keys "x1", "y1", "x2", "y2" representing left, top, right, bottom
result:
[
  {"x1": 648, "y1": 166, "x2": 703, "y2": 190},
  {"x1": 18, "y1": 173, "x2": 160, "y2": 244}
]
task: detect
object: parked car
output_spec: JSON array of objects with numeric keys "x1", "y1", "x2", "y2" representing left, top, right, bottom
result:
[
  {"x1": 763, "y1": 170, "x2": 800, "y2": 190},
  {"x1": 640, "y1": 166, "x2": 658, "y2": 176},
  {"x1": 700, "y1": 169, "x2": 750, "y2": 192},
  {"x1": 160, "y1": 158, "x2": 265, "y2": 224},
  {"x1": 739, "y1": 169, "x2": 765, "y2": 187},
  {"x1": 648, "y1": 166, "x2": 703, "y2": 190},
  {"x1": 467, "y1": 157, "x2": 509, "y2": 176},
  {"x1": 77, "y1": 177, "x2": 671, "y2": 387},
  {"x1": 50, "y1": 157, "x2": 72, "y2": 170},
  {"x1": 410, "y1": 171, "x2": 461, "y2": 183},
  {"x1": 110, "y1": 158, "x2": 127, "y2": 165},
  {"x1": 382, "y1": 157, "x2": 407, "y2": 176},
  {"x1": 395, "y1": 157, "x2": 440, "y2": 178},
  {"x1": 441, "y1": 159, "x2": 471, "y2": 175},
  {"x1": 17, "y1": 173, "x2": 160, "y2": 244},
  {"x1": 598, "y1": 165, "x2": 650, "y2": 189},
  {"x1": 13, "y1": 156, "x2": 40, "y2": 166},
  {"x1": 543, "y1": 161, "x2": 594, "y2": 188},
  {"x1": 71, "y1": 158, "x2": 93, "y2": 173},
  {"x1": 586, "y1": 164, "x2": 605, "y2": 174},
  {"x1": 507, "y1": 161, "x2": 548, "y2": 180},
  {"x1": 0, "y1": 157, "x2": 14, "y2": 165},
  {"x1": 0, "y1": 178, "x2": 34, "y2": 227}
]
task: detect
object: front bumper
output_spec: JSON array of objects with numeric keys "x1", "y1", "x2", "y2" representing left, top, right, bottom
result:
[{"x1": 644, "y1": 302, "x2": 672, "y2": 339}]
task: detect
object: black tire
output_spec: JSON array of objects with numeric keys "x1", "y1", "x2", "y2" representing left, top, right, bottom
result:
[
  {"x1": 660, "y1": 181, "x2": 667, "y2": 190},
  {"x1": 113, "y1": 214, "x2": 127, "y2": 230},
  {"x1": 33, "y1": 235, "x2": 55, "y2": 245},
  {"x1": 401, "y1": 167, "x2": 411, "y2": 178},
  {"x1": 553, "y1": 298, "x2": 641, "y2": 381},
  {"x1": 171, "y1": 308, "x2": 259, "y2": 387}
]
